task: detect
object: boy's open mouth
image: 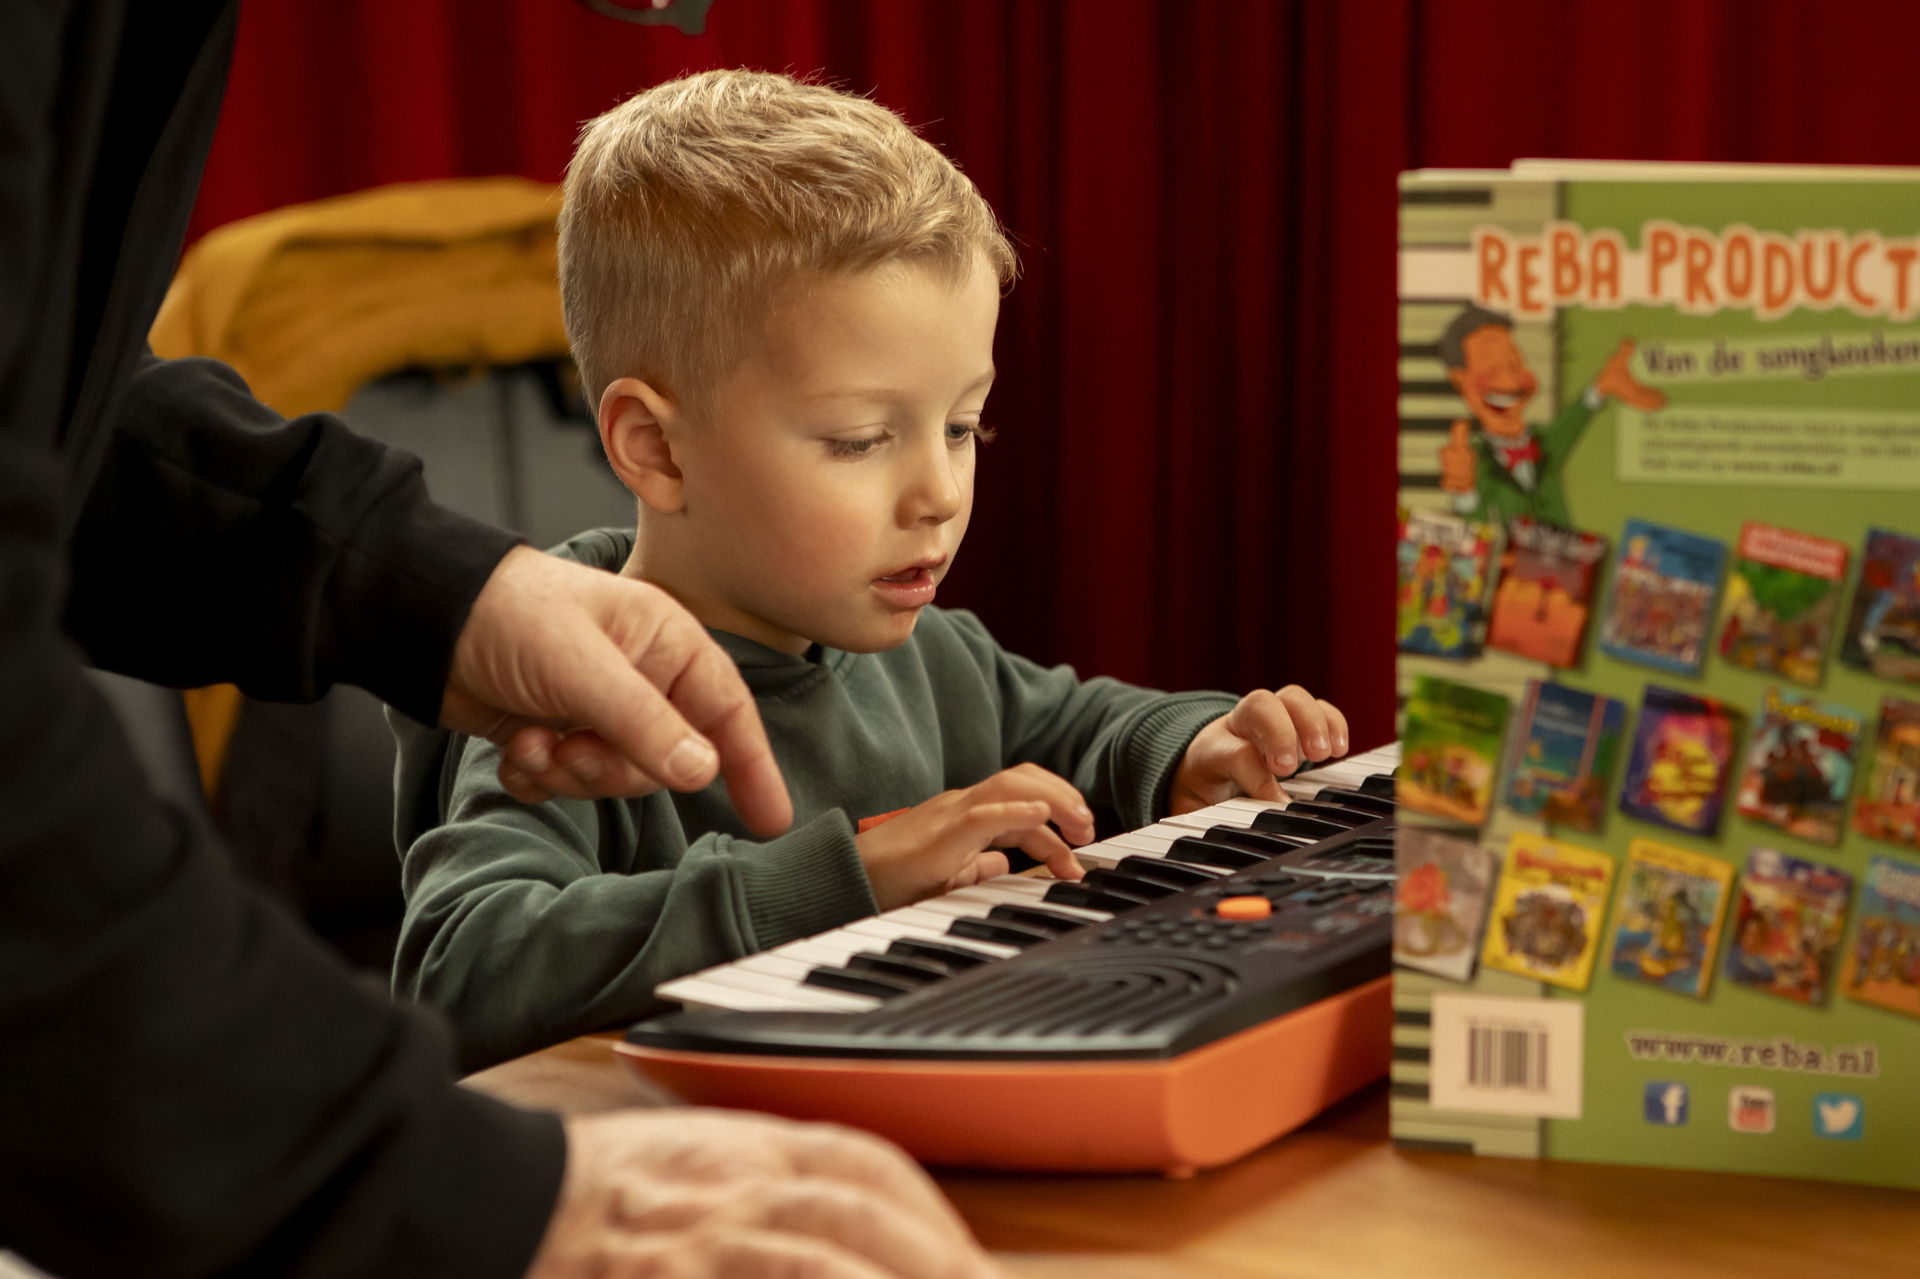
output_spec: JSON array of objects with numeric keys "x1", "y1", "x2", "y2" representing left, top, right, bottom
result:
[{"x1": 872, "y1": 562, "x2": 941, "y2": 607}]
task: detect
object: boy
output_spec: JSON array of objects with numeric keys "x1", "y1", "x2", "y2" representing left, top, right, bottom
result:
[{"x1": 392, "y1": 70, "x2": 1349, "y2": 1070}]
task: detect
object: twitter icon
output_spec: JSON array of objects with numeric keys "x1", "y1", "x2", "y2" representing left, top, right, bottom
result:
[
  {"x1": 1643, "y1": 1081, "x2": 1689, "y2": 1126},
  {"x1": 1813, "y1": 1093, "x2": 1863, "y2": 1140}
]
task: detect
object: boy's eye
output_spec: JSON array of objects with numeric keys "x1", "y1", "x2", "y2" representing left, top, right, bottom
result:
[
  {"x1": 947, "y1": 422, "x2": 996, "y2": 445},
  {"x1": 826, "y1": 434, "x2": 888, "y2": 458}
]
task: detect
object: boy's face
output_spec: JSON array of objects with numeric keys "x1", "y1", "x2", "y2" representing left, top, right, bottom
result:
[{"x1": 662, "y1": 256, "x2": 999, "y2": 655}]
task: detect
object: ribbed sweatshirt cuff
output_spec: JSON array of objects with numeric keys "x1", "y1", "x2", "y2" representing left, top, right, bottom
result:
[
  {"x1": 730, "y1": 811, "x2": 878, "y2": 948},
  {"x1": 1118, "y1": 693, "x2": 1240, "y2": 828}
]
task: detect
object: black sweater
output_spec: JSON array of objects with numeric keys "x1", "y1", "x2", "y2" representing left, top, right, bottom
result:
[{"x1": 1, "y1": 3, "x2": 564, "y2": 1275}]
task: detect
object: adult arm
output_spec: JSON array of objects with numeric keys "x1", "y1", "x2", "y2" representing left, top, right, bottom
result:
[{"x1": 1, "y1": 437, "x2": 566, "y2": 1279}]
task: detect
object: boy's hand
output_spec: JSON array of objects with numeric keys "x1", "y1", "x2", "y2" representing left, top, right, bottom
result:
[
  {"x1": 1167, "y1": 687, "x2": 1349, "y2": 815},
  {"x1": 855, "y1": 765, "x2": 1095, "y2": 910}
]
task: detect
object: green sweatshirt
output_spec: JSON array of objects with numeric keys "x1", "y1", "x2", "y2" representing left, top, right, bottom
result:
[{"x1": 391, "y1": 527, "x2": 1239, "y2": 1070}]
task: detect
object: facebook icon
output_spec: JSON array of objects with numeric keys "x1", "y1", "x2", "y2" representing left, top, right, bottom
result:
[{"x1": 1643, "y1": 1081, "x2": 1689, "y2": 1126}]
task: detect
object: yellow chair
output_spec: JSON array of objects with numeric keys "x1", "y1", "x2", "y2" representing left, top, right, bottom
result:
[{"x1": 149, "y1": 176, "x2": 573, "y2": 798}]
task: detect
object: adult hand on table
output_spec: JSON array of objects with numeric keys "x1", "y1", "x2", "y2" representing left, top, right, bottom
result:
[
  {"x1": 441, "y1": 546, "x2": 793, "y2": 835},
  {"x1": 529, "y1": 1110, "x2": 1006, "y2": 1279}
]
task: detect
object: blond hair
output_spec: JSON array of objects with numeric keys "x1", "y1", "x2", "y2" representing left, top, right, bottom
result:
[{"x1": 559, "y1": 69, "x2": 1017, "y2": 413}]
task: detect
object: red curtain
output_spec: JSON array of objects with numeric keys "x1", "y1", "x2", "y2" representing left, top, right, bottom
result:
[{"x1": 190, "y1": 0, "x2": 1920, "y2": 752}]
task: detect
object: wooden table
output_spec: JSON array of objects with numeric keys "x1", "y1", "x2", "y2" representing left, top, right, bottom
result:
[{"x1": 464, "y1": 1034, "x2": 1916, "y2": 1278}]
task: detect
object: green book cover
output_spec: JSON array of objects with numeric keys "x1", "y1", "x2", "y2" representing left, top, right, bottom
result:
[{"x1": 1392, "y1": 162, "x2": 1920, "y2": 1191}]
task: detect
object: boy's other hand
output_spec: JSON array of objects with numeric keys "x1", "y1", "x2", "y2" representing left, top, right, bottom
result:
[
  {"x1": 1168, "y1": 687, "x2": 1349, "y2": 815},
  {"x1": 440, "y1": 546, "x2": 793, "y2": 836},
  {"x1": 855, "y1": 764, "x2": 1095, "y2": 909},
  {"x1": 535, "y1": 1109, "x2": 1004, "y2": 1279}
]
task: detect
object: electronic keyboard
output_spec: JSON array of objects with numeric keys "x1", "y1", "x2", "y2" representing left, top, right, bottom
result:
[{"x1": 617, "y1": 744, "x2": 1399, "y2": 1176}]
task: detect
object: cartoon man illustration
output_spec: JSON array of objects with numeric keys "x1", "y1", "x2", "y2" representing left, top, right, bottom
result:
[{"x1": 1437, "y1": 306, "x2": 1667, "y2": 526}]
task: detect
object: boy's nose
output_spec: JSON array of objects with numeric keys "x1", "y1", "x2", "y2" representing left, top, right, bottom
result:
[{"x1": 901, "y1": 444, "x2": 964, "y2": 525}]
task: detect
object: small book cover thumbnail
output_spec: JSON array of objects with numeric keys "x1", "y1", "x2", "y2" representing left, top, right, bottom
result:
[
  {"x1": 1725, "y1": 847, "x2": 1854, "y2": 1007},
  {"x1": 1393, "y1": 827, "x2": 1499, "y2": 982},
  {"x1": 1501, "y1": 679, "x2": 1627, "y2": 833},
  {"x1": 1716, "y1": 522, "x2": 1850, "y2": 687},
  {"x1": 1481, "y1": 831, "x2": 1615, "y2": 991},
  {"x1": 1840, "y1": 853, "x2": 1920, "y2": 1020},
  {"x1": 1399, "y1": 675, "x2": 1512, "y2": 825},
  {"x1": 1607, "y1": 838, "x2": 1734, "y2": 998},
  {"x1": 1598, "y1": 519, "x2": 1727, "y2": 676},
  {"x1": 1734, "y1": 688, "x2": 1864, "y2": 847},
  {"x1": 1619, "y1": 685, "x2": 1742, "y2": 837},
  {"x1": 1396, "y1": 508, "x2": 1498, "y2": 659},
  {"x1": 1852, "y1": 696, "x2": 1920, "y2": 851},
  {"x1": 1840, "y1": 527, "x2": 1920, "y2": 685},
  {"x1": 1487, "y1": 518, "x2": 1608, "y2": 667}
]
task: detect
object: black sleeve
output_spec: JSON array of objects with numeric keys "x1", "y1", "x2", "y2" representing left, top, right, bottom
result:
[
  {"x1": 1, "y1": 421, "x2": 567, "y2": 1279},
  {"x1": 66, "y1": 352, "x2": 522, "y2": 725},
  {"x1": 0, "y1": 9, "x2": 565, "y2": 1274}
]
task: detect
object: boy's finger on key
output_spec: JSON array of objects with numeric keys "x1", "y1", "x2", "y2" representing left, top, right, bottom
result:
[
  {"x1": 1231, "y1": 692, "x2": 1302, "y2": 775},
  {"x1": 1319, "y1": 698, "x2": 1350, "y2": 756},
  {"x1": 1277, "y1": 684, "x2": 1333, "y2": 759},
  {"x1": 972, "y1": 800, "x2": 1051, "y2": 849},
  {"x1": 1017, "y1": 826, "x2": 1084, "y2": 880}
]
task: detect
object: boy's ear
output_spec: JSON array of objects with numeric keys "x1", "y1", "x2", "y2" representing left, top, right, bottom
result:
[{"x1": 598, "y1": 376, "x2": 686, "y2": 514}]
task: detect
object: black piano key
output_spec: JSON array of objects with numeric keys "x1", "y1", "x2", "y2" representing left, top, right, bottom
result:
[
  {"x1": 1250, "y1": 809, "x2": 1349, "y2": 840},
  {"x1": 1084, "y1": 867, "x2": 1181, "y2": 899},
  {"x1": 887, "y1": 937, "x2": 995, "y2": 970},
  {"x1": 1282, "y1": 800, "x2": 1376, "y2": 828},
  {"x1": 1202, "y1": 825, "x2": 1309, "y2": 857},
  {"x1": 1359, "y1": 772, "x2": 1398, "y2": 797},
  {"x1": 987, "y1": 903, "x2": 1092, "y2": 934},
  {"x1": 1311, "y1": 786, "x2": 1396, "y2": 816},
  {"x1": 804, "y1": 965, "x2": 919, "y2": 999},
  {"x1": 1112, "y1": 855, "x2": 1224, "y2": 888},
  {"x1": 845, "y1": 951, "x2": 951, "y2": 984},
  {"x1": 1044, "y1": 880, "x2": 1155, "y2": 913},
  {"x1": 1164, "y1": 837, "x2": 1265, "y2": 871},
  {"x1": 947, "y1": 915, "x2": 1057, "y2": 948}
]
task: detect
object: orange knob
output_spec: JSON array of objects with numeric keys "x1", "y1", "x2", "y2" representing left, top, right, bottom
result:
[{"x1": 1216, "y1": 895, "x2": 1272, "y2": 920}]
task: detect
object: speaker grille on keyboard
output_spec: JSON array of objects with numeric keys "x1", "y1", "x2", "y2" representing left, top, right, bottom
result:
[{"x1": 878, "y1": 952, "x2": 1240, "y2": 1041}]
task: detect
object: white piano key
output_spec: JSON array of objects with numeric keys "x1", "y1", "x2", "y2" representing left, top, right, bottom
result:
[
  {"x1": 842, "y1": 915, "x2": 1021, "y2": 958},
  {"x1": 733, "y1": 952, "x2": 818, "y2": 981},
  {"x1": 1217, "y1": 796, "x2": 1289, "y2": 815},
  {"x1": 769, "y1": 937, "x2": 868, "y2": 966},
  {"x1": 911, "y1": 896, "x2": 998, "y2": 919},
  {"x1": 655, "y1": 972, "x2": 876, "y2": 1014},
  {"x1": 948, "y1": 880, "x2": 1112, "y2": 922},
  {"x1": 694, "y1": 964, "x2": 881, "y2": 1012}
]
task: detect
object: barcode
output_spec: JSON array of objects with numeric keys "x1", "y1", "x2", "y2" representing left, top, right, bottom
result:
[
  {"x1": 1431, "y1": 993, "x2": 1583, "y2": 1119},
  {"x1": 1466, "y1": 1023, "x2": 1549, "y2": 1092}
]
